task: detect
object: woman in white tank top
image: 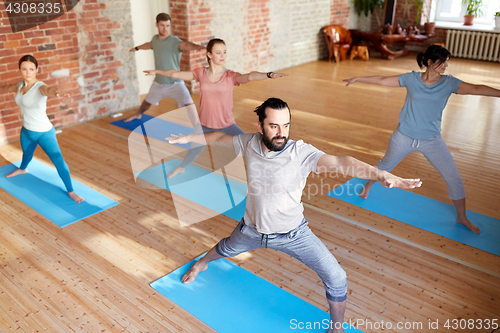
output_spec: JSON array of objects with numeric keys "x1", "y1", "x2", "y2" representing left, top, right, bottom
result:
[{"x1": 0, "y1": 55, "x2": 83, "y2": 203}]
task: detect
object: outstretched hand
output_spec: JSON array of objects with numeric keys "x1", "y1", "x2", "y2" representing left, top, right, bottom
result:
[
  {"x1": 144, "y1": 70, "x2": 158, "y2": 76},
  {"x1": 270, "y1": 73, "x2": 288, "y2": 79},
  {"x1": 343, "y1": 78, "x2": 357, "y2": 87},
  {"x1": 166, "y1": 134, "x2": 189, "y2": 144},
  {"x1": 55, "y1": 91, "x2": 70, "y2": 98},
  {"x1": 380, "y1": 172, "x2": 422, "y2": 190}
]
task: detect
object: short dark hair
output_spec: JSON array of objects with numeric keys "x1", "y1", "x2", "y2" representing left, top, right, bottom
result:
[
  {"x1": 156, "y1": 13, "x2": 171, "y2": 23},
  {"x1": 254, "y1": 97, "x2": 290, "y2": 124},
  {"x1": 18, "y1": 55, "x2": 38, "y2": 69},
  {"x1": 417, "y1": 45, "x2": 451, "y2": 68}
]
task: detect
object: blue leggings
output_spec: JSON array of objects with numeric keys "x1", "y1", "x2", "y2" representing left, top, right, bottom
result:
[
  {"x1": 20, "y1": 127, "x2": 74, "y2": 192},
  {"x1": 179, "y1": 123, "x2": 245, "y2": 169}
]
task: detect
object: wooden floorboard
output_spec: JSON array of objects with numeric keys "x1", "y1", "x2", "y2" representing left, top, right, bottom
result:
[{"x1": 0, "y1": 54, "x2": 499, "y2": 332}]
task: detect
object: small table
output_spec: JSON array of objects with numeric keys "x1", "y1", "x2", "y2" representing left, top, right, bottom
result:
[{"x1": 350, "y1": 29, "x2": 436, "y2": 60}]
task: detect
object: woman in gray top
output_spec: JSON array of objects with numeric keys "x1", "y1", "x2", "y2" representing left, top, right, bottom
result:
[{"x1": 344, "y1": 45, "x2": 500, "y2": 233}]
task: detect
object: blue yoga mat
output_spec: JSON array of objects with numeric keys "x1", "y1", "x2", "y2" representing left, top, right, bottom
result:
[
  {"x1": 327, "y1": 178, "x2": 500, "y2": 256},
  {"x1": 111, "y1": 114, "x2": 193, "y2": 149},
  {"x1": 151, "y1": 255, "x2": 363, "y2": 333},
  {"x1": 137, "y1": 159, "x2": 246, "y2": 221},
  {"x1": 0, "y1": 159, "x2": 119, "y2": 227}
]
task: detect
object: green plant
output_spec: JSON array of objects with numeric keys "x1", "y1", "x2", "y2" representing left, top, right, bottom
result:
[
  {"x1": 413, "y1": 0, "x2": 433, "y2": 25},
  {"x1": 414, "y1": 0, "x2": 425, "y2": 25},
  {"x1": 495, "y1": 11, "x2": 500, "y2": 16},
  {"x1": 354, "y1": 0, "x2": 385, "y2": 25},
  {"x1": 462, "y1": 0, "x2": 483, "y2": 17}
]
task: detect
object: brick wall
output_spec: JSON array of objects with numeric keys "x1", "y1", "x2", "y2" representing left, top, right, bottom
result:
[
  {"x1": 367, "y1": 0, "x2": 446, "y2": 34},
  {"x1": 331, "y1": 0, "x2": 352, "y2": 27},
  {"x1": 366, "y1": 0, "x2": 446, "y2": 53},
  {"x1": 0, "y1": 0, "x2": 139, "y2": 143},
  {"x1": 1, "y1": 0, "x2": 356, "y2": 142},
  {"x1": 169, "y1": 0, "x2": 356, "y2": 92}
]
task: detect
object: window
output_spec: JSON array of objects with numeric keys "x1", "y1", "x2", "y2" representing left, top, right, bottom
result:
[{"x1": 433, "y1": 0, "x2": 500, "y2": 25}]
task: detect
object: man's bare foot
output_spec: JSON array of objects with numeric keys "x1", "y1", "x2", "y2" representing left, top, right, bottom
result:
[
  {"x1": 123, "y1": 113, "x2": 142, "y2": 123},
  {"x1": 359, "y1": 180, "x2": 375, "y2": 199},
  {"x1": 168, "y1": 166, "x2": 185, "y2": 178},
  {"x1": 6, "y1": 168, "x2": 27, "y2": 178},
  {"x1": 181, "y1": 261, "x2": 208, "y2": 284},
  {"x1": 68, "y1": 191, "x2": 84, "y2": 204},
  {"x1": 457, "y1": 216, "x2": 480, "y2": 234}
]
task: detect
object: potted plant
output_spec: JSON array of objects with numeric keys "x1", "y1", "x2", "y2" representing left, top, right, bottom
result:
[
  {"x1": 495, "y1": 11, "x2": 500, "y2": 30},
  {"x1": 462, "y1": 0, "x2": 483, "y2": 25},
  {"x1": 414, "y1": 0, "x2": 435, "y2": 34},
  {"x1": 354, "y1": 0, "x2": 385, "y2": 27}
]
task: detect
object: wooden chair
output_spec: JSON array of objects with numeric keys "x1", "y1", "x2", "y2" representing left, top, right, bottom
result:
[{"x1": 322, "y1": 25, "x2": 352, "y2": 62}]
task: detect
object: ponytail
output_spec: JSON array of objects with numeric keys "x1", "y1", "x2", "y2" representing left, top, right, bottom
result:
[
  {"x1": 417, "y1": 52, "x2": 426, "y2": 68},
  {"x1": 416, "y1": 45, "x2": 451, "y2": 68}
]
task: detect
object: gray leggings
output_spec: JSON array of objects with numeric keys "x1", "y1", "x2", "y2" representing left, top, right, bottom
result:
[
  {"x1": 377, "y1": 128, "x2": 465, "y2": 200},
  {"x1": 180, "y1": 123, "x2": 244, "y2": 168}
]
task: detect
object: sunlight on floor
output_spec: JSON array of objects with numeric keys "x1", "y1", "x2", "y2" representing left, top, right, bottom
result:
[
  {"x1": 291, "y1": 109, "x2": 394, "y2": 135},
  {"x1": 310, "y1": 136, "x2": 386, "y2": 158}
]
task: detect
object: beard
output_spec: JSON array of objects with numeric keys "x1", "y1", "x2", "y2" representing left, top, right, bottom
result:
[{"x1": 262, "y1": 128, "x2": 289, "y2": 152}]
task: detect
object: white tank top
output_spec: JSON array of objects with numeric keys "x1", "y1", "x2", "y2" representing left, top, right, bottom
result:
[{"x1": 15, "y1": 81, "x2": 53, "y2": 132}]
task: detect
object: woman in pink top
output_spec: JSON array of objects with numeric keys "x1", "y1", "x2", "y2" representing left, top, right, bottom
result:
[{"x1": 145, "y1": 38, "x2": 287, "y2": 178}]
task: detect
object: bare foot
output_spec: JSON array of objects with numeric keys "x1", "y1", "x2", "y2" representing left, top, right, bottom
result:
[
  {"x1": 457, "y1": 216, "x2": 480, "y2": 234},
  {"x1": 6, "y1": 168, "x2": 28, "y2": 178},
  {"x1": 123, "y1": 113, "x2": 142, "y2": 123},
  {"x1": 68, "y1": 191, "x2": 84, "y2": 204},
  {"x1": 359, "y1": 180, "x2": 375, "y2": 199},
  {"x1": 181, "y1": 261, "x2": 208, "y2": 284},
  {"x1": 168, "y1": 166, "x2": 185, "y2": 178}
]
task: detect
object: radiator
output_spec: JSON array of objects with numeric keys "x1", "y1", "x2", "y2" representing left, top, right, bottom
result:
[{"x1": 445, "y1": 30, "x2": 500, "y2": 62}]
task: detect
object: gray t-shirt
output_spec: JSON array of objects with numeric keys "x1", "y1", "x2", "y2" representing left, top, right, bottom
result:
[
  {"x1": 398, "y1": 71, "x2": 462, "y2": 139},
  {"x1": 233, "y1": 133, "x2": 325, "y2": 234},
  {"x1": 150, "y1": 34, "x2": 183, "y2": 85}
]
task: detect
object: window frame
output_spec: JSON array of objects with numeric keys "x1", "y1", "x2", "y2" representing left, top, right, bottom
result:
[{"x1": 432, "y1": 0, "x2": 499, "y2": 25}]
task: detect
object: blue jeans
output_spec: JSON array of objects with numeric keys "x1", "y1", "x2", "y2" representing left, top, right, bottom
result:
[{"x1": 216, "y1": 219, "x2": 348, "y2": 302}]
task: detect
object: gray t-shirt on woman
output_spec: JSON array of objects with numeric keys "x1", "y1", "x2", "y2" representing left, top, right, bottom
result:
[{"x1": 233, "y1": 133, "x2": 324, "y2": 234}]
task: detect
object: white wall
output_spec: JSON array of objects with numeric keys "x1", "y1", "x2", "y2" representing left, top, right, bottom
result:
[{"x1": 130, "y1": 0, "x2": 170, "y2": 95}]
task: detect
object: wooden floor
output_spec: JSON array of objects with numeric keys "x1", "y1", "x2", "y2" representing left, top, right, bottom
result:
[{"x1": 1, "y1": 55, "x2": 499, "y2": 332}]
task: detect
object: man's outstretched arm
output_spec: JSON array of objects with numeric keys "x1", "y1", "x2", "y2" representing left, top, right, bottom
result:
[
  {"x1": 317, "y1": 155, "x2": 422, "y2": 189},
  {"x1": 166, "y1": 131, "x2": 234, "y2": 145},
  {"x1": 179, "y1": 41, "x2": 205, "y2": 51}
]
